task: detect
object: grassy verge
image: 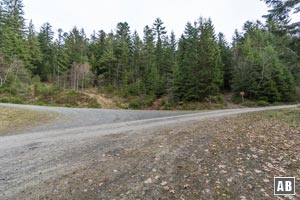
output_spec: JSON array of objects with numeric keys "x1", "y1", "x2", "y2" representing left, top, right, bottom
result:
[
  {"x1": 261, "y1": 108, "x2": 300, "y2": 127},
  {"x1": 0, "y1": 106, "x2": 58, "y2": 135}
]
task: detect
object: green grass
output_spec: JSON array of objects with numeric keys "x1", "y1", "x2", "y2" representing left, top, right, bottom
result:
[{"x1": 0, "y1": 96, "x2": 24, "y2": 104}]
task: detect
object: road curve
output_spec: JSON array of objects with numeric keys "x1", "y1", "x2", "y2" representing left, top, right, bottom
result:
[
  {"x1": 0, "y1": 103, "x2": 195, "y2": 133},
  {"x1": 0, "y1": 104, "x2": 297, "y2": 198}
]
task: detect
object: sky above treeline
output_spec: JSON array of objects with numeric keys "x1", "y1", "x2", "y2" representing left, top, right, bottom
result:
[{"x1": 23, "y1": 0, "x2": 269, "y2": 42}]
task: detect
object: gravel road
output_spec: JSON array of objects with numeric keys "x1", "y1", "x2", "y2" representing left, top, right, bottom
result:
[
  {"x1": 0, "y1": 103, "x2": 297, "y2": 199},
  {"x1": 0, "y1": 103, "x2": 195, "y2": 133}
]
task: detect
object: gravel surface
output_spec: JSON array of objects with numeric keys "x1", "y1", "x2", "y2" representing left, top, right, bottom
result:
[
  {"x1": 0, "y1": 103, "x2": 297, "y2": 199},
  {"x1": 0, "y1": 103, "x2": 195, "y2": 132}
]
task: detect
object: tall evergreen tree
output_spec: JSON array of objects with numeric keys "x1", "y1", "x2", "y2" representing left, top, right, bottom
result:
[
  {"x1": 26, "y1": 20, "x2": 42, "y2": 72},
  {"x1": 153, "y1": 18, "x2": 167, "y2": 75},
  {"x1": 263, "y1": 0, "x2": 299, "y2": 34},
  {"x1": 175, "y1": 22, "x2": 199, "y2": 101},
  {"x1": 99, "y1": 32, "x2": 117, "y2": 86},
  {"x1": 232, "y1": 21, "x2": 295, "y2": 102},
  {"x1": 65, "y1": 27, "x2": 88, "y2": 65},
  {"x1": 163, "y1": 31, "x2": 177, "y2": 97},
  {"x1": 197, "y1": 18, "x2": 223, "y2": 97},
  {"x1": 263, "y1": 1, "x2": 300, "y2": 85},
  {"x1": 142, "y1": 25, "x2": 157, "y2": 94},
  {"x1": 37, "y1": 22, "x2": 55, "y2": 81},
  {"x1": 218, "y1": 32, "x2": 233, "y2": 90},
  {"x1": 53, "y1": 28, "x2": 69, "y2": 85},
  {"x1": 115, "y1": 22, "x2": 132, "y2": 88},
  {"x1": 175, "y1": 18, "x2": 222, "y2": 101},
  {"x1": 0, "y1": 1, "x2": 297, "y2": 104},
  {"x1": 88, "y1": 30, "x2": 107, "y2": 83},
  {"x1": 130, "y1": 31, "x2": 145, "y2": 95},
  {"x1": 0, "y1": 0, "x2": 29, "y2": 68}
]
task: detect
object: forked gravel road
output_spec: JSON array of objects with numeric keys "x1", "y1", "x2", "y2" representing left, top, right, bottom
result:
[{"x1": 0, "y1": 103, "x2": 297, "y2": 199}]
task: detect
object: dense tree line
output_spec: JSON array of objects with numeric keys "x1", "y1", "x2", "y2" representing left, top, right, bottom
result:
[{"x1": 0, "y1": 0, "x2": 299, "y2": 103}]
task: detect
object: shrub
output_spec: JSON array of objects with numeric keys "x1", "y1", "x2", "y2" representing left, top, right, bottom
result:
[
  {"x1": 207, "y1": 95, "x2": 224, "y2": 103},
  {"x1": 87, "y1": 99, "x2": 101, "y2": 108},
  {"x1": 129, "y1": 100, "x2": 142, "y2": 109},
  {"x1": 162, "y1": 100, "x2": 174, "y2": 110},
  {"x1": 257, "y1": 100, "x2": 270, "y2": 107},
  {"x1": 0, "y1": 86, "x2": 17, "y2": 95},
  {"x1": 0, "y1": 97, "x2": 23, "y2": 104},
  {"x1": 144, "y1": 96, "x2": 155, "y2": 107},
  {"x1": 241, "y1": 101, "x2": 257, "y2": 107},
  {"x1": 271, "y1": 102, "x2": 281, "y2": 106},
  {"x1": 232, "y1": 95, "x2": 243, "y2": 104},
  {"x1": 128, "y1": 99, "x2": 144, "y2": 109}
]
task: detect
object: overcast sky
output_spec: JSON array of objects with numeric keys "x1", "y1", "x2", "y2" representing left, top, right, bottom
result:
[{"x1": 23, "y1": 0, "x2": 269, "y2": 42}]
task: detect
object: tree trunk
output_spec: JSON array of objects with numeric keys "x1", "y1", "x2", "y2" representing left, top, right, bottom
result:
[
  {"x1": 74, "y1": 70, "x2": 77, "y2": 91},
  {"x1": 57, "y1": 68, "x2": 60, "y2": 88},
  {"x1": 4, "y1": 67, "x2": 11, "y2": 86},
  {"x1": 63, "y1": 74, "x2": 66, "y2": 90},
  {"x1": 15, "y1": 67, "x2": 19, "y2": 84},
  {"x1": 81, "y1": 73, "x2": 85, "y2": 91},
  {"x1": 76, "y1": 72, "x2": 79, "y2": 91}
]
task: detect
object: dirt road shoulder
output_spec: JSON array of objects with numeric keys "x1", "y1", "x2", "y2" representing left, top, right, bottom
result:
[{"x1": 0, "y1": 106, "x2": 58, "y2": 136}]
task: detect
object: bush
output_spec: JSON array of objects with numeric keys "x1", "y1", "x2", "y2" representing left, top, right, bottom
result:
[
  {"x1": 241, "y1": 101, "x2": 257, "y2": 107},
  {"x1": 128, "y1": 95, "x2": 156, "y2": 109},
  {"x1": 104, "y1": 85, "x2": 114, "y2": 93},
  {"x1": 87, "y1": 99, "x2": 101, "y2": 108},
  {"x1": 129, "y1": 100, "x2": 142, "y2": 109},
  {"x1": 271, "y1": 102, "x2": 281, "y2": 106},
  {"x1": 0, "y1": 97, "x2": 24, "y2": 104},
  {"x1": 144, "y1": 96, "x2": 155, "y2": 107},
  {"x1": 162, "y1": 100, "x2": 174, "y2": 110},
  {"x1": 66, "y1": 91, "x2": 80, "y2": 97},
  {"x1": 0, "y1": 86, "x2": 18, "y2": 95},
  {"x1": 35, "y1": 84, "x2": 59, "y2": 96},
  {"x1": 257, "y1": 100, "x2": 270, "y2": 107},
  {"x1": 232, "y1": 95, "x2": 243, "y2": 104},
  {"x1": 207, "y1": 95, "x2": 224, "y2": 103}
]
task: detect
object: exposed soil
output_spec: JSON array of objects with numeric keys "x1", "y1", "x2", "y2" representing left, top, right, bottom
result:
[{"x1": 83, "y1": 89, "x2": 118, "y2": 109}]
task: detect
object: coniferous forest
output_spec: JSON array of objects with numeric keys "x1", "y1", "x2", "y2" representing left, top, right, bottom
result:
[{"x1": 0, "y1": 0, "x2": 299, "y2": 108}]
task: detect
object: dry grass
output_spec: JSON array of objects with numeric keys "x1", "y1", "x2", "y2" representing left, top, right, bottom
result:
[{"x1": 0, "y1": 106, "x2": 57, "y2": 135}]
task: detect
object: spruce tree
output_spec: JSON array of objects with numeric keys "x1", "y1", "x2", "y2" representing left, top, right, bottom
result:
[
  {"x1": 27, "y1": 20, "x2": 42, "y2": 73},
  {"x1": 218, "y1": 32, "x2": 233, "y2": 91},
  {"x1": 0, "y1": 0, "x2": 29, "y2": 68},
  {"x1": 232, "y1": 21, "x2": 295, "y2": 102},
  {"x1": 65, "y1": 27, "x2": 88, "y2": 65},
  {"x1": 197, "y1": 18, "x2": 223, "y2": 98},
  {"x1": 175, "y1": 22, "x2": 200, "y2": 101},
  {"x1": 263, "y1": 0, "x2": 299, "y2": 34},
  {"x1": 88, "y1": 30, "x2": 107, "y2": 82},
  {"x1": 115, "y1": 22, "x2": 132, "y2": 89},
  {"x1": 53, "y1": 28, "x2": 69, "y2": 86},
  {"x1": 37, "y1": 22, "x2": 55, "y2": 81},
  {"x1": 99, "y1": 32, "x2": 117, "y2": 86},
  {"x1": 130, "y1": 31, "x2": 145, "y2": 95},
  {"x1": 142, "y1": 25, "x2": 156, "y2": 94}
]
